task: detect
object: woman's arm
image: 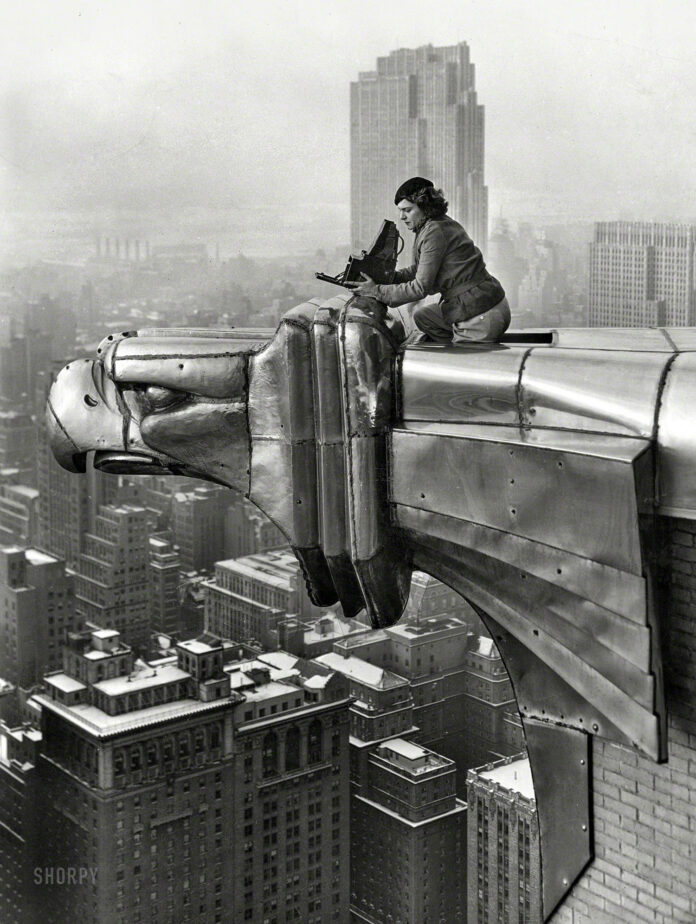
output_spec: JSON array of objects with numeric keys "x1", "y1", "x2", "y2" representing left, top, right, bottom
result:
[{"x1": 376, "y1": 224, "x2": 446, "y2": 307}]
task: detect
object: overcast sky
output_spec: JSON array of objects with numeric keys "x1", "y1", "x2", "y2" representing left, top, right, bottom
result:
[{"x1": 2, "y1": 0, "x2": 696, "y2": 254}]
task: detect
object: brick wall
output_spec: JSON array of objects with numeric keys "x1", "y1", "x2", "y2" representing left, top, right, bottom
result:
[{"x1": 552, "y1": 517, "x2": 696, "y2": 924}]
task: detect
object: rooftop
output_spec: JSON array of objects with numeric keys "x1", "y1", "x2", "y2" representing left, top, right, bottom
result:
[
  {"x1": 473, "y1": 636, "x2": 498, "y2": 658},
  {"x1": 44, "y1": 673, "x2": 87, "y2": 694},
  {"x1": 258, "y1": 651, "x2": 301, "y2": 672},
  {"x1": 93, "y1": 663, "x2": 189, "y2": 696},
  {"x1": 214, "y1": 558, "x2": 294, "y2": 592},
  {"x1": 478, "y1": 755, "x2": 535, "y2": 800},
  {"x1": 24, "y1": 548, "x2": 59, "y2": 567},
  {"x1": 375, "y1": 737, "x2": 453, "y2": 775},
  {"x1": 36, "y1": 693, "x2": 236, "y2": 737},
  {"x1": 178, "y1": 637, "x2": 221, "y2": 655},
  {"x1": 316, "y1": 652, "x2": 407, "y2": 690}
]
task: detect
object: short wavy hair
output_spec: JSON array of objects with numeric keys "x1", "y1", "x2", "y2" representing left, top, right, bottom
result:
[{"x1": 403, "y1": 185, "x2": 449, "y2": 219}]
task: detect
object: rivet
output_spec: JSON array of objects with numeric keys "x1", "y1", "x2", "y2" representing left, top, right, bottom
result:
[
  {"x1": 580, "y1": 759, "x2": 585, "y2": 765},
  {"x1": 592, "y1": 723, "x2": 599, "y2": 732},
  {"x1": 510, "y1": 478, "x2": 515, "y2": 484},
  {"x1": 178, "y1": 363, "x2": 184, "y2": 370},
  {"x1": 582, "y1": 824, "x2": 587, "y2": 831},
  {"x1": 532, "y1": 629, "x2": 539, "y2": 636},
  {"x1": 562, "y1": 878, "x2": 568, "y2": 886}
]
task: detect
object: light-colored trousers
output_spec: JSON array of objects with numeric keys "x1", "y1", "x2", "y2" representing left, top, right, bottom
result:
[{"x1": 413, "y1": 296, "x2": 512, "y2": 343}]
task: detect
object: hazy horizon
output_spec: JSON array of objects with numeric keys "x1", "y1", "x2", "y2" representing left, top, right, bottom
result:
[{"x1": 3, "y1": 0, "x2": 696, "y2": 262}]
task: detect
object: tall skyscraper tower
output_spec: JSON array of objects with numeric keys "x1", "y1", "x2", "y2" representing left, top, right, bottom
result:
[
  {"x1": 589, "y1": 221, "x2": 696, "y2": 327},
  {"x1": 351, "y1": 42, "x2": 487, "y2": 253},
  {"x1": 74, "y1": 504, "x2": 150, "y2": 652}
]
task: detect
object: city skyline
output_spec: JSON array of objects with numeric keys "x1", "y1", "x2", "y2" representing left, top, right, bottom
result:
[{"x1": 4, "y1": 1, "x2": 696, "y2": 265}]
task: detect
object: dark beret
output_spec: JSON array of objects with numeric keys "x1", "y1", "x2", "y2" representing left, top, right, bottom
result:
[{"x1": 394, "y1": 177, "x2": 434, "y2": 205}]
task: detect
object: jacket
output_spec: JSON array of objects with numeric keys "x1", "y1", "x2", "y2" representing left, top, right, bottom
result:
[{"x1": 376, "y1": 216, "x2": 505, "y2": 318}]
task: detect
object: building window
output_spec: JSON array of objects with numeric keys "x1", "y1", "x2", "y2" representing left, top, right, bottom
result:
[
  {"x1": 285, "y1": 726, "x2": 300, "y2": 772},
  {"x1": 308, "y1": 720, "x2": 323, "y2": 764},
  {"x1": 262, "y1": 732, "x2": 278, "y2": 778}
]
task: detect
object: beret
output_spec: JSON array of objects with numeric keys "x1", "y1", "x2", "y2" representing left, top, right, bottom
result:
[{"x1": 394, "y1": 176, "x2": 434, "y2": 205}]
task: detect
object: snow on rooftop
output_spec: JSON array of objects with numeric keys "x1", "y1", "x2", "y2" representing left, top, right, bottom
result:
[
  {"x1": 92, "y1": 629, "x2": 119, "y2": 639},
  {"x1": 479, "y1": 757, "x2": 535, "y2": 800},
  {"x1": 215, "y1": 559, "x2": 293, "y2": 591},
  {"x1": 93, "y1": 664, "x2": 189, "y2": 696},
  {"x1": 475, "y1": 637, "x2": 497, "y2": 658},
  {"x1": 44, "y1": 673, "x2": 86, "y2": 694},
  {"x1": 316, "y1": 652, "x2": 405, "y2": 689},
  {"x1": 36, "y1": 694, "x2": 232, "y2": 736},
  {"x1": 381, "y1": 738, "x2": 427, "y2": 761},
  {"x1": 258, "y1": 651, "x2": 300, "y2": 671},
  {"x1": 24, "y1": 549, "x2": 58, "y2": 565},
  {"x1": 178, "y1": 638, "x2": 219, "y2": 655},
  {"x1": 242, "y1": 680, "x2": 297, "y2": 703},
  {"x1": 304, "y1": 674, "x2": 330, "y2": 689}
]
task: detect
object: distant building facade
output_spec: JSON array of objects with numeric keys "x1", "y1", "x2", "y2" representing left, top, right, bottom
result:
[
  {"x1": 467, "y1": 755, "x2": 540, "y2": 924},
  {"x1": 589, "y1": 221, "x2": 696, "y2": 327},
  {"x1": 171, "y1": 485, "x2": 234, "y2": 572},
  {"x1": 37, "y1": 402, "x2": 118, "y2": 568},
  {"x1": 0, "y1": 485, "x2": 39, "y2": 547},
  {"x1": 0, "y1": 721, "x2": 42, "y2": 924},
  {"x1": 0, "y1": 547, "x2": 77, "y2": 688},
  {"x1": 0, "y1": 413, "x2": 36, "y2": 485},
  {"x1": 204, "y1": 549, "x2": 319, "y2": 648},
  {"x1": 74, "y1": 504, "x2": 150, "y2": 652},
  {"x1": 351, "y1": 42, "x2": 488, "y2": 253},
  {"x1": 148, "y1": 536, "x2": 182, "y2": 636}
]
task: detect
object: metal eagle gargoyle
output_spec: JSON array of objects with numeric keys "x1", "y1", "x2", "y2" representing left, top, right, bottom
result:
[{"x1": 47, "y1": 293, "x2": 696, "y2": 919}]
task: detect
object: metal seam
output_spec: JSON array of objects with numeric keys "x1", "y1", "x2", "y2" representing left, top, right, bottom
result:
[
  {"x1": 45, "y1": 398, "x2": 81, "y2": 453},
  {"x1": 515, "y1": 347, "x2": 535, "y2": 430}
]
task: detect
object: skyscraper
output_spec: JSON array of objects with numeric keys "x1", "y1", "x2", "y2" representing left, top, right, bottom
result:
[
  {"x1": 350, "y1": 739, "x2": 466, "y2": 924},
  {"x1": 34, "y1": 628, "x2": 351, "y2": 924},
  {"x1": 0, "y1": 547, "x2": 77, "y2": 688},
  {"x1": 351, "y1": 42, "x2": 487, "y2": 253},
  {"x1": 148, "y1": 536, "x2": 182, "y2": 637},
  {"x1": 74, "y1": 504, "x2": 150, "y2": 652},
  {"x1": 589, "y1": 221, "x2": 696, "y2": 327},
  {"x1": 467, "y1": 755, "x2": 540, "y2": 924}
]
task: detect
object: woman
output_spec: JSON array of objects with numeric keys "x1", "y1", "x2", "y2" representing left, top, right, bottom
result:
[{"x1": 347, "y1": 177, "x2": 510, "y2": 343}]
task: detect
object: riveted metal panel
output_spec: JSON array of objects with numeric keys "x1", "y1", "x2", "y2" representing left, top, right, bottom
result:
[
  {"x1": 248, "y1": 309, "x2": 316, "y2": 441},
  {"x1": 106, "y1": 337, "x2": 250, "y2": 398},
  {"x1": 521, "y1": 349, "x2": 670, "y2": 436},
  {"x1": 392, "y1": 424, "x2": 651, "y2": 574},
  {"x1": 392, "y1": 505, "x2": 647, "y2": 623},
  {"x1": 523, "y1": 719, "x2": 592, "y2": 921},
  {"x1": 395, "y1": 506, "x2": 652, "y2": 673},
  {"x1": 411, "y1": 542, "x2": 663, "y2": 760},
  {"x1": 656, "y1": 351, "x2": 696, "y2": 517},
  {"x1": 399, "y1": 345, "x2": 525, "y2": 424}
]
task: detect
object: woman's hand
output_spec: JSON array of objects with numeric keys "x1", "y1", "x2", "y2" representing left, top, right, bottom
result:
[{"x1": 345, "y1": 274, "x2": 381, "y2": 299}]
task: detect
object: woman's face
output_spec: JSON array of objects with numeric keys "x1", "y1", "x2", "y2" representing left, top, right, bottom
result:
[{"x1": 397, "y1": 198, "x2": 427, "y2": 232}]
